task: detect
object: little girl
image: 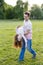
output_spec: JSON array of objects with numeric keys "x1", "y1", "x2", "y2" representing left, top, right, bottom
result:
[{"x1": 14, "y1": 25, "x2": 27, "y2": 48}]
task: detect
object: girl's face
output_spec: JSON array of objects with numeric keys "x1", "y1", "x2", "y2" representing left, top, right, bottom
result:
[
  {"x1": 14, "y1": 35, "x2": 22, "y2": 48},
  {"x1": 17, "y1": 35, "x2": 22, "y2": 41}
]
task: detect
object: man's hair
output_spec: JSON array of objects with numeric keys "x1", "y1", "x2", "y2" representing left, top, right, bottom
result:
[{"x1": 24, "y1": 11, "x2": 30, "y2": 17}]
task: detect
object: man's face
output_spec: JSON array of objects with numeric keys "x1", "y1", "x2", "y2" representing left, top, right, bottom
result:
[{"x1": 24, "y1": 14, "x2": 29, "y2": 21}]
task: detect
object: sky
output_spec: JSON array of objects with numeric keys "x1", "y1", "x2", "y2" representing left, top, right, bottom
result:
[{"x1": 4, "y1": 0, "x2": 43, "y2": 7}]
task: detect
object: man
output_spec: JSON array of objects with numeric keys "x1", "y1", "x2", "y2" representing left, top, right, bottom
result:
[{"x1": 19, "y1": 12, "x2": 36, "y2": 61}]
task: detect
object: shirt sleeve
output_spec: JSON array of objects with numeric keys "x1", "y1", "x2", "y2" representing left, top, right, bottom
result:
[
  {"x1": 16, "y1": 27, "x2": 24, "y2": 35},
  {"x1": 26, "y1": 22, "x2": 32, "y2": 30}
]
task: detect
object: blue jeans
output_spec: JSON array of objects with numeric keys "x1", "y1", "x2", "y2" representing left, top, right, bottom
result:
[{"x1": 19, "y1": 39, "x2": 36, "y2": 60}]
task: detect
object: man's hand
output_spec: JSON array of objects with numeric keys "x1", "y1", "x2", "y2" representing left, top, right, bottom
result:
[{"x1": 24, "y1": 30, "x2": 30, "y2": 35}]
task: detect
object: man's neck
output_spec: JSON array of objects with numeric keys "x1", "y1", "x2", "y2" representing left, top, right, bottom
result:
[{"x1": 24, "y1": 19, "x2": 29, "y2": 22}]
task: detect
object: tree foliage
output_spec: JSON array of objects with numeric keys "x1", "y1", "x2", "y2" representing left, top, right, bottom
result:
[
  {"x1": 0, "y1": 0, "x2": 43, "y2": 20},
  {"x1": 30, "y1": 5, "x2": 42, "y2": 19}
]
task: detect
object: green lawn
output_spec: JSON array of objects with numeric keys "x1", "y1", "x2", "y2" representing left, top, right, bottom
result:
[{"x1": 0, "y1": 20, "x2": 43, "y2": 65}]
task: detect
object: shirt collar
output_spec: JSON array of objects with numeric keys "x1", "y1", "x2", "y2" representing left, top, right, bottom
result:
[{"x1": 24, "y1": 20, "x2": 30, "y2": 22}]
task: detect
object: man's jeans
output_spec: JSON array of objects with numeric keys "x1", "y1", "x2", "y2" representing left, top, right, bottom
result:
[{"x1": 19, "y1": 39, "x2": 36, "y2": 61}]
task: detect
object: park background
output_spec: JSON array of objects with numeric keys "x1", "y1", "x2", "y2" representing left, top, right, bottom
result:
[{"x1": 0, "y1": 0, "x2": 43, "y2": 65}]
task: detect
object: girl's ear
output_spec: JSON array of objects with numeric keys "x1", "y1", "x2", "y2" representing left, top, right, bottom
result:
[{"x1": 18, "y1": 41, "x2": 22, "y2": 48}]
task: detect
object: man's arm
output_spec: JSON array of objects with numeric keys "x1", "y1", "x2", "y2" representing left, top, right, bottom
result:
[{"x1": 24, "y1": 30, "x2": 30, "y2": 35}]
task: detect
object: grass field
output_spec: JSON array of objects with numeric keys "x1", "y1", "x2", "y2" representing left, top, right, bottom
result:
[{"x1": 0, "y1": 20, "x2": 43, "y2": 65}]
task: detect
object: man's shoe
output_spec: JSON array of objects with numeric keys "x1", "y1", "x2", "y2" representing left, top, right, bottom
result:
[{"x1": 32, "y1": 54, "x2": 36, "y2": 59}]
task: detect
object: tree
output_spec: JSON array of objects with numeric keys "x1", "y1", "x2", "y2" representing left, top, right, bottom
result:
[
  {"x1": 41, "y1": 4, "x2": 43, "y2": 10},
  {"x1": 0, "y1": 0, "x2": 4, "y2": 7},
  {"x1": 13, "y1": 0, "x2": 29, "y2": 20},
  {"x1": 0, "y1": 0, "x2": 29, "y2": 19},
  {"x1": 41, "y1": 4, "x2": 43, "y2": 19},
  {"x1": 24, "y1": 1, "x2": 28, "y2": 12},
  {"x1": 13, "y1": 0, "x2": 24, "y2": 20},
  {"x1": 6, "y1": 7, "x2": 14, "y2": 19},
  {"x1": 0, "y1": 0, "x2": 5, "y2": 19},
  {"x1": 4, "y1": 3, "x2": 14, "y2": 19},
  {"x1": 30, "y1": 5, "x2": 42, "y2": 19}
]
